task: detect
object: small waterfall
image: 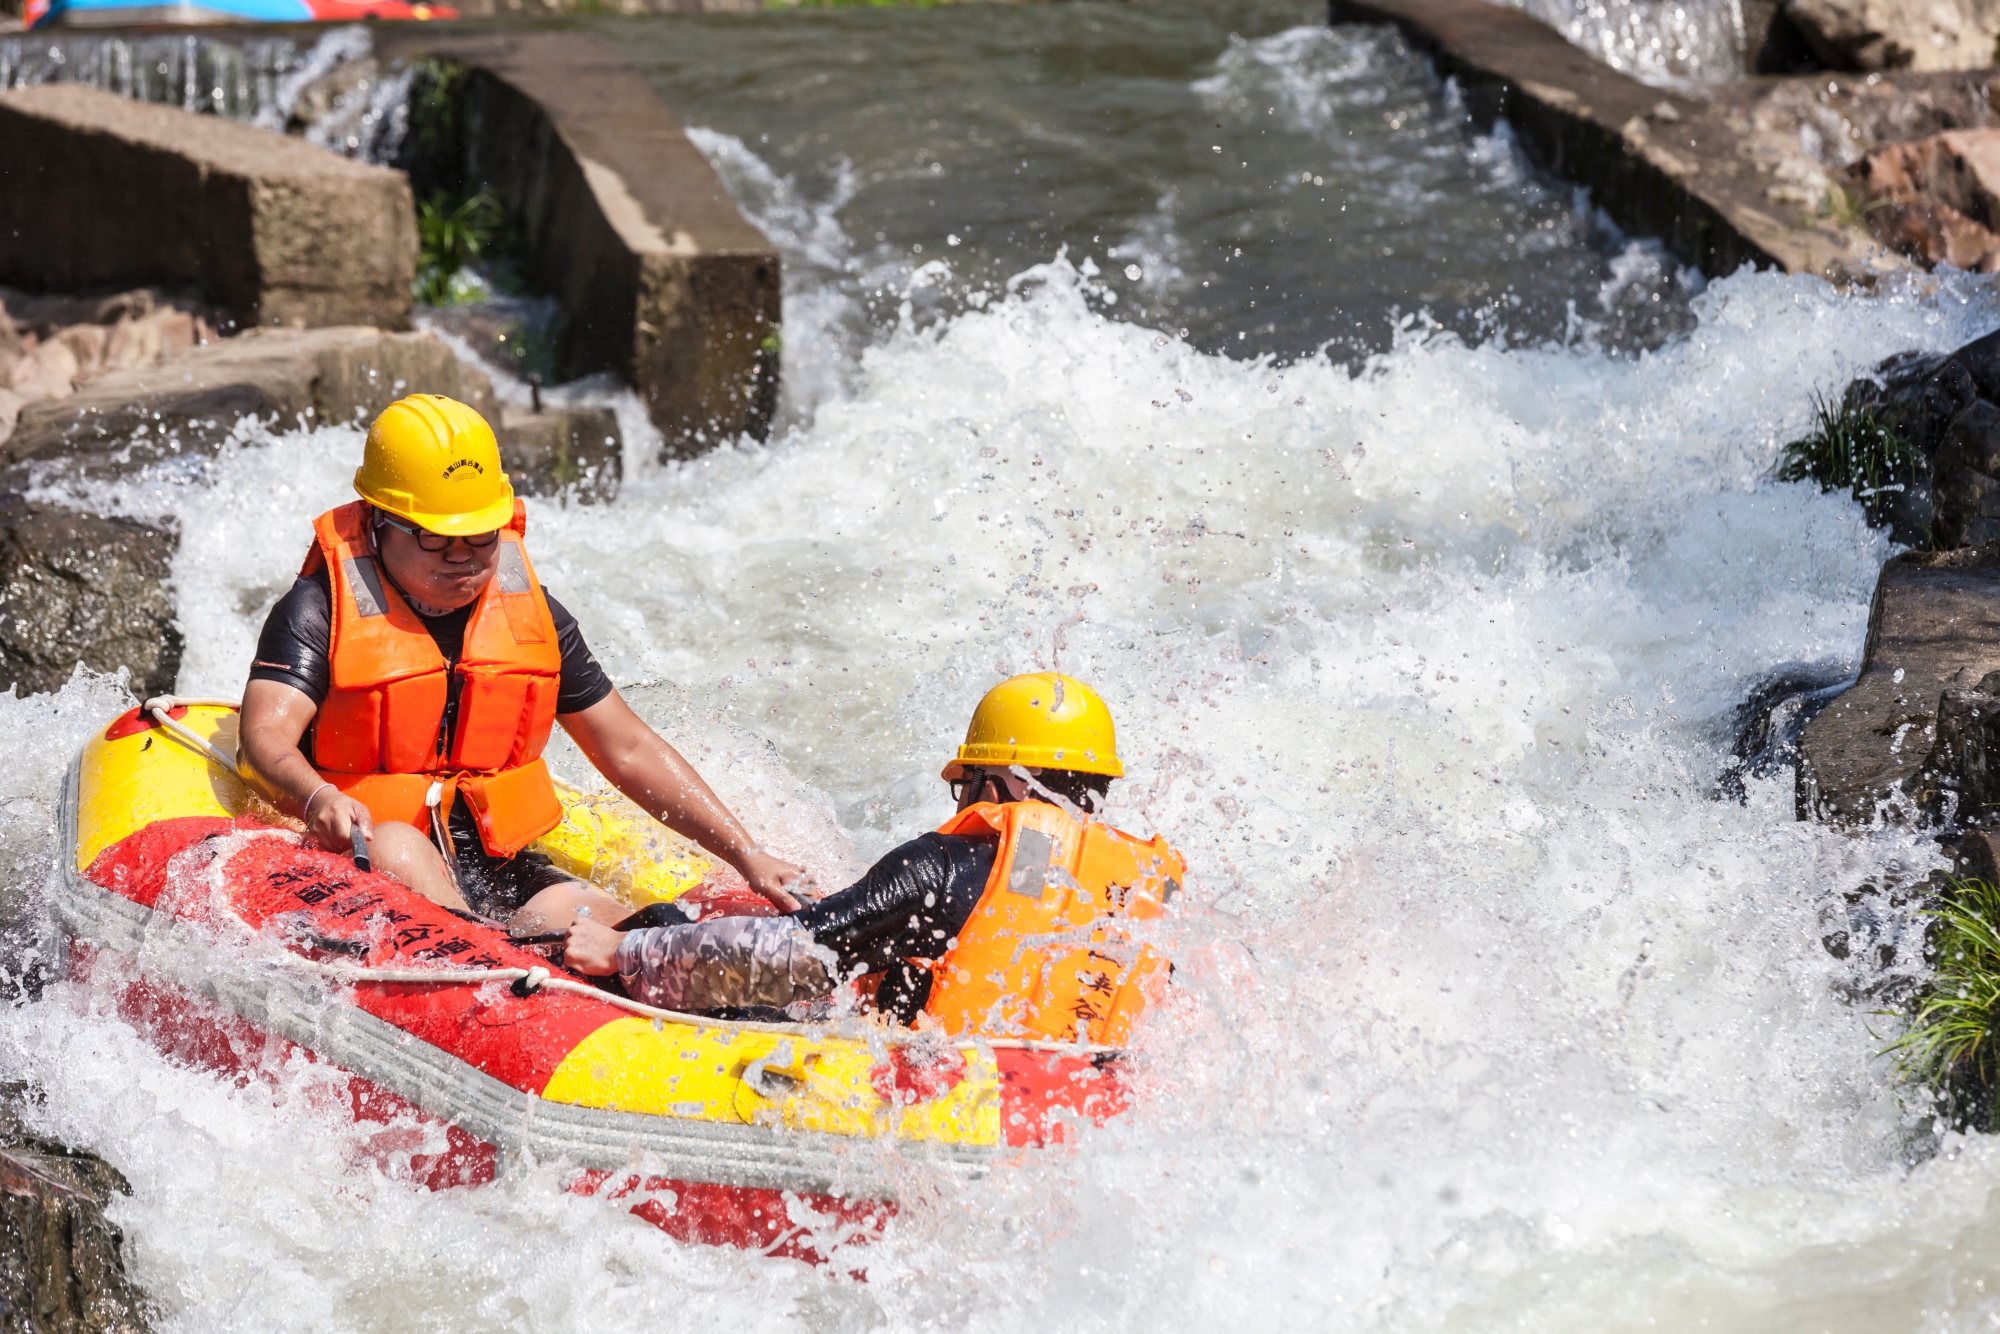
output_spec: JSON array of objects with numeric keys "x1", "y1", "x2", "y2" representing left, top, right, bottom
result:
[
  {"x1": 1501, "y1": 0, "x2": 1750, "y2": 85},
  {"x1": 0, "y1": 25, "x2": 404, "y2": 158}
]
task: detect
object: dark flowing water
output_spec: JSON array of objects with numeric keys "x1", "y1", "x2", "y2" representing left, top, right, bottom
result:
[{"x1": 594, "y1": 0, "x2": 1698, "y2": 376}]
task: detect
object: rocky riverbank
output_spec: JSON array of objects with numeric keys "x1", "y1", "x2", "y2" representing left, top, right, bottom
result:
[
  {"x1": 0, "y1": 1088, "x2": 150, "y2": 1333},
  {"x1": 0, "y1": 289, "x2": 216, "y2": 450},
  {"x1": 1784, "y1": 329, "x2": 2000, "y2": 860}
]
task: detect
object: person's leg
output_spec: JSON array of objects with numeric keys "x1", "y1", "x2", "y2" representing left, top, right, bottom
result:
[
  {"x1": 612, "y1": 915, "x2": 837, "y2": 1012},
  {"x1": 364, "y1": 821, "x2": 469, "y2": 911},
  {"x1": 511, "y1": 880, "x2": 631, "y2": 934}
]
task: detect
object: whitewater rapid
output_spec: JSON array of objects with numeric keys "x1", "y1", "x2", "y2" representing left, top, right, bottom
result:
[{"x1": 3, "y1": 17, "x2": 2000, "y2": 1333}]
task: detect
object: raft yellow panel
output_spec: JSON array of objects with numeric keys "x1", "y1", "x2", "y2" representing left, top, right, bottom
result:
[
  {"x1": 540, "y1": 1018, "x2": 1003, "y2": 1147},
  {"x1": 533, "y1": 784, "x2": 715, "y2": 909},
  {"x1": 75, "y1": 706, "x2": 249, "y2": 873}
]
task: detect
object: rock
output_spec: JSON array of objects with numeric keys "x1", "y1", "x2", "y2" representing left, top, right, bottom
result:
[
  {"x1": 4, "y1": 327, "x2": 497, "y2": 479},
  {"x1": 1944, "y1": 398, "x2": 2000, "y2": 474},
  {"x1": 100, "y1": 319, "x2": 159, "y2": 378},
  {"x1": 1881, "y1": 475, "x2": 1938, "y2": 548},
  {"x1": 498, "y1": 405, "x2": 621, "y2": 503},
  {"x1": 1933, "y1": 460, "x2": 2000, "y2": 546},
  {"x1": 1847, "y1": 131, "x2": 2000, "y2": 269},
  {"x1": 1798, "y1": 547, "x2": 2000, "y2": 824},
  {"x1": 0, "y1": 496, "x2": 180, "y2": 699},
  {"x1": 1782, "y1": 0, "x2": 2000, "y2": 69},
  {"x1": 1955, "y1": 825, "x2": 2000, "y2": 879},
  {"x1": 0, "y1": 85, "x2": 415, "y2": 332},
  {"x1": 1930, "y1": 400, "x2": 2000, "y2": 545},
  {"x1": 9, "y1": 342, "x2": 79, "y2": 406},
  {"x1": 1863, "y1": 197, "x2": 2000, "y2": 269},
  {"x1": 1850, "y1": 347, "x2": 1979, "y2": 448},
  {"x1": 0, "y1": 1091, "x2": 151, "y2": 1334},
  {"x1": 1915, "y1": 668, "x2": 2000, "y2": 819},
  {"x1": 56, "y1": 326, "x2": 107, "y2": 384}
]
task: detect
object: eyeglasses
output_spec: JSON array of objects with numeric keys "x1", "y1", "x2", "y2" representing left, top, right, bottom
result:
[
  {"x1": 950, "y1": 770, "x2": 1019, "y2": 803},
  {"x1": 374, "y1": 510, "x2": 501, "y2": 553}
]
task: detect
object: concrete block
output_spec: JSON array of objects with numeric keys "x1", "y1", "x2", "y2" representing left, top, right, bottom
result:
[
  {"x1": 499, "y1": 405, "x2": 621, "y2": 503},
  {"x1": 0, "y1": 84, "x2": 415, "y2": 331},
  {"x1": 379, "y1": 30, "x2": 780, "y2": 455},
  {"x1": 4, "y1": 327, "x2": 496, "y2": 477}
]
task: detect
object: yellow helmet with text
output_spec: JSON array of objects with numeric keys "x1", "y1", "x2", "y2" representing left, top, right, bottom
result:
[
  {"x1": 354, "y1": 394, "x2": 515, "y2": 536},
  {"x1": 942, "y1": 672, "x2": 1124, "y2": 780}
]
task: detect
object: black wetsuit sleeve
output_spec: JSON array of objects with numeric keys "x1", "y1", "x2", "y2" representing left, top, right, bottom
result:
[
  {"x1": 248, "y1": 568, "x2": 333, "y2": 704},
  {"x1": 793, "y1": 833, "x2": 997, "y2": 976},
  {"x1": 546, "y1": 592, "x2": 614, "y2": 715}
]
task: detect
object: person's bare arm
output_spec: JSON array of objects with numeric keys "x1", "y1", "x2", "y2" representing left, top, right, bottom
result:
[
  {"x1": 238, "y1": 678, "x2": 375, "y2": 851},
  {"x1": 559, "y1": 689, "x2": 806, "y2": 911}
]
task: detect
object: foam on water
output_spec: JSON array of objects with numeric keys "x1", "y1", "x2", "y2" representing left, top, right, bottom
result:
[
  {"x1": 9, "y1": 14, "x2": 2000, "y2": 1325},
  {"x1": 8, "y1": 254, "x2": 2000, "y2": 1328}
]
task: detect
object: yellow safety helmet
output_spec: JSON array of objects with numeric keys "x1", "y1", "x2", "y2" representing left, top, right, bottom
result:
[
  {"x1": 354, "y1": 394, "x2": 515, "y2": 536},
  {"x1": 942, "y1": 672, "x2": 1124, "y2": 780}
]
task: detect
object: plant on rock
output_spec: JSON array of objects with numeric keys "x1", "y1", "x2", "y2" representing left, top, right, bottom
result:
[
  {"x1": 1889, "y1": 876, "x2": 2000, "y2": 1131},
  {"x1": 1778, "y1": 389, "x2": 1923, "y2": 500},
  {"x1": 414, "y1": 192, "x2": 502, "y2": 307}
]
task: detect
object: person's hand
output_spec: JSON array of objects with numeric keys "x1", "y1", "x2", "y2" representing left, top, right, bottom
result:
[
  {"x1": 737, "y1": 850, "x2": 808, "y2": 912},
  {"x1": 305, "y1": 789, "x2": 373, "y2": 855},
  {"x1": 564, "y1": 917, "x2": 624, "y2": 977}
]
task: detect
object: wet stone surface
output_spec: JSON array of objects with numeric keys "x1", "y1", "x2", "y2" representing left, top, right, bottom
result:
[
  {"x1": 1798, "y1": 547, "x2": 2000, "y2": 826},
  {"x1": 0, "y1": 497, "x2": 180, "y2": 701},
  {"x1": 0, "y1": 1089, "x2": 150, "y2": 1334}
]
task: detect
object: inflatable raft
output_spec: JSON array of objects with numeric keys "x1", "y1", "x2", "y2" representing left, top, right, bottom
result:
[
  {"x1": 53, "y1": 700, "x2": 1127, "y2": 1261},
  {"x1": 27, "y1": 0, "x2": 454, "y2": 28}
]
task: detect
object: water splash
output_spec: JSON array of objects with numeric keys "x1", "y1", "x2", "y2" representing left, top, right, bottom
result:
[
  {"x1": 7, "y1": 252, "x2": 1993, "y2": 1326},
  {"x1": 1501, "y1": 0, "x2": 1749, "y2": 86}
]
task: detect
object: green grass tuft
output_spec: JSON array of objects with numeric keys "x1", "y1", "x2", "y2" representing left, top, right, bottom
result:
[
  {"x1": 414, "y1": 192, "x2": 502, "y2": 308},
  {"x1": 1889, "y1": 876, "x2": 2000, "y2": 1131},
  {"x1": 1776, "y1": 390, "x2": 1922, "y2": 501}
]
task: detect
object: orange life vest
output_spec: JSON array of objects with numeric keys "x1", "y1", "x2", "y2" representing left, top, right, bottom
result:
[
  {"x1": 923, "y1": 800, "x2": 1182, "y2": 1046},
  {"x1": 302, "y1": 500, "x2": 565, "y2": 858}
]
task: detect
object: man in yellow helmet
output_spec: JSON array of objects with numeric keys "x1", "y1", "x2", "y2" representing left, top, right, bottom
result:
[
  {"x1": 238, "y1": 394, "x2": 807, "y2": 930},
  {"x1": 564, "y1": 672, "x2": 1185, "y2": 1043}
]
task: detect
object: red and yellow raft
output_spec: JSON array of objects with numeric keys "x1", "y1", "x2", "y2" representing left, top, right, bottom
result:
[{"x1": 54, "y1": 701, "x2": 1128, "y2": 1261}]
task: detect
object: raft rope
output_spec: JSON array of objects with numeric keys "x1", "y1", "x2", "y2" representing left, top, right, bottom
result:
[
  {"x1": 142, "y1": 695, "x2": 242, "y2": 774},
  {"x1": 137, "y1": 698, "x2": 1121, "y2": 1056},
  {"x1": 309, "y1": 960, "x2": 1117, "y2": 1054}
]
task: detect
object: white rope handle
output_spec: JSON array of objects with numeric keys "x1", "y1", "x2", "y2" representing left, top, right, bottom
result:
[{"x1": 141, "y1": 695, "x2": 240, "y2": 774}]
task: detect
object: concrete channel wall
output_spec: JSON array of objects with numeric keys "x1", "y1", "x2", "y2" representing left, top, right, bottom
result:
[
  {"x1": 1327, "y1": 0, "x2": 1887, "y2": 282},
  {"x1": 376, "y1": 28, "x2": 781, "y2": 452},
  {"x1": 0, "y1": 82, "x2": 415, "y2": 330},
  {"x1": 0, "y1": 25, "x2": 780, "y2": 453}
]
